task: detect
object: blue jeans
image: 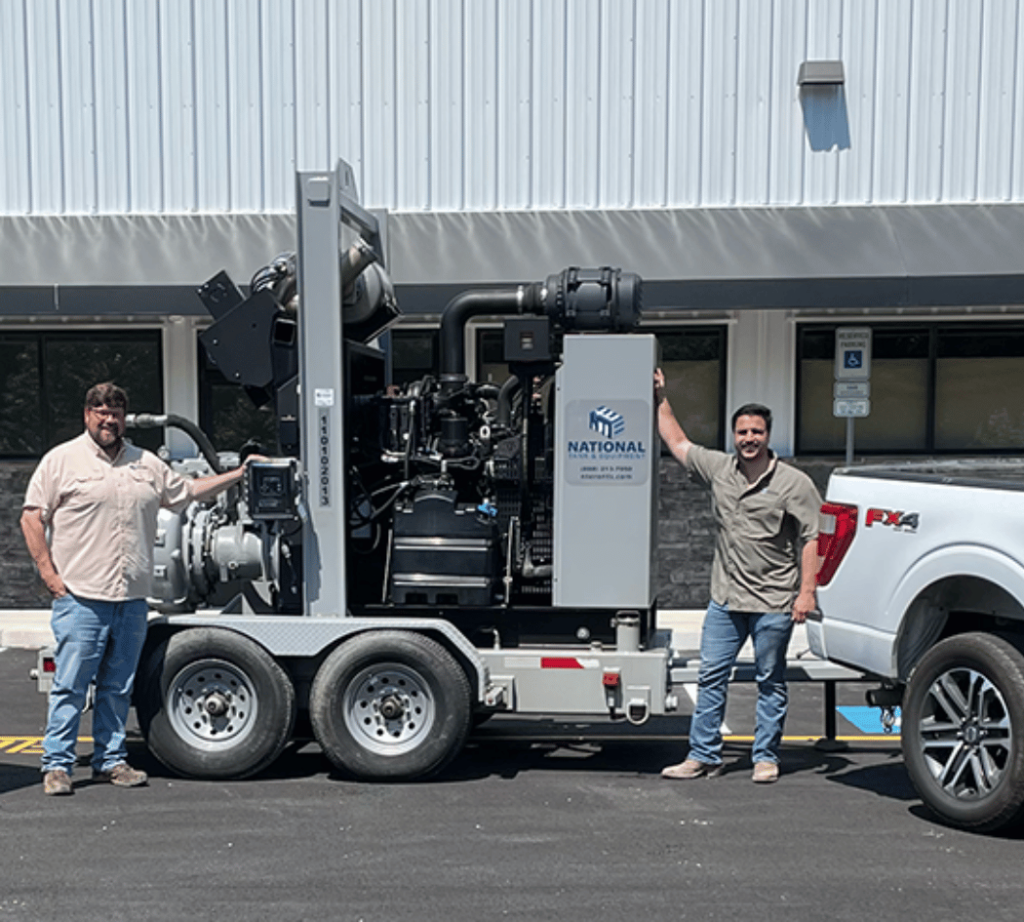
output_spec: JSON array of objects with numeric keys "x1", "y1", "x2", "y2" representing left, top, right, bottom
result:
[
  {"x1": 686, "y1": 601, "x2": 794, "y2": 766},
  {"x1": 42, "y1": 594, "x2": 149, "y2": 775}
]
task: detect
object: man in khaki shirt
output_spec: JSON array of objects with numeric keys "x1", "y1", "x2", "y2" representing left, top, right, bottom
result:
[
  {"x1": 21, "y1": 382, "x2": 251, "y2": 796},
  {"x1": 654, "y1": 369, "x2": 821, "y2": 784}
]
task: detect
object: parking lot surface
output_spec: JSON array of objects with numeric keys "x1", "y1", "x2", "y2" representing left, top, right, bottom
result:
[{"x1": 3, "y1": 645, "x2": 1024, "y2": 922}]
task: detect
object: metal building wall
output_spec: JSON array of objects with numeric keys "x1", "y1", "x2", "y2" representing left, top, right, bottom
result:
[{"x1": 2, "y1": 0, "x2": 1023, "y2": 216}]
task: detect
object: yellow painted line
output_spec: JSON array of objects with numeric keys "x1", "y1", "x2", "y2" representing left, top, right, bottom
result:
[
  {"x1": 2, "y1": 733, "x2": 899, "y2": 754},
  {"x1": 0, "y1": 736, "x2": 91, "y2": 755}
]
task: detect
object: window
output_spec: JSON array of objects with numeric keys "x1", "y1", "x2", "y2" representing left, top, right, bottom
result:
[
  {"x1": 657, "y1": 327, "x2": 727, "y2": 449},
  {"x1": 390, "y1": 327, "x2": 439, "y2": 387},
  {"x1": 475, "y1": 324, "x2": 727, "y2": 449},
  {"x1": 797, "y1": 323, "x2": 1024, "y2": 454},
  {"x1": 0, "y1": 330, "x2": 164, "y2": 458}
]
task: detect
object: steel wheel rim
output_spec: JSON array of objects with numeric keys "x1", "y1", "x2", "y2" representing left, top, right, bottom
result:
[
  {"x1": 342, "y1": 662, "x2": 435, "y2": 756},
  {"x1": 918, "y1": 665, "x2": 1012, "y2": 800},
  {"x1": 166, "y1": 659, "x2": 258, "y2": 750}
]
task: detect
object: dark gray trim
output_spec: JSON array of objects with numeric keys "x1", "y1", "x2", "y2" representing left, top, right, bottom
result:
[{"x1": 2, "y1": 203, "x2": 1022, "y2": 317}]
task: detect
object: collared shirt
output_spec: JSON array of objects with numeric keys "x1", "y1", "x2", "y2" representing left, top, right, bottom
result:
[
  {"x1": 23, "y1": 432, "x2": 194, "y2": 602},
  {"x1": 685, "y1": 444, "x2": 822, "y2": 613}
]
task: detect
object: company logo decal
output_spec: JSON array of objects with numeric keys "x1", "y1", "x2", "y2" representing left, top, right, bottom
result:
[
  {"x1": 865, "y1": 508, "x2": 919, "y2": 532},
  {"x1": 589, "y1": 405, "x2": 625, "y2": 439},
  {"x1": 567, "y1": 405, "x2": 646, "y2": 462}
]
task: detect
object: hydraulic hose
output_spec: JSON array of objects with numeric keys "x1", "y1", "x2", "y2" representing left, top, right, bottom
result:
[{"x1": 126, "y1": 413, "x2": 225, "y2": 474}]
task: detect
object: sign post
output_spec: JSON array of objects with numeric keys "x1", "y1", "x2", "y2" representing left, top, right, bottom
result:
[{"x1": 834, "y1": 327, "x2": 872, "y2": 465}]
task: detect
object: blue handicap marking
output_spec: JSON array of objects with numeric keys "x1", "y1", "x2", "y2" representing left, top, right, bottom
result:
[
  {"x1": 837, "y1": 705, "x2": 901, "y2": 735},
  {"x1": 843, "y1": 350, "x2": 863, "y2": 369}
]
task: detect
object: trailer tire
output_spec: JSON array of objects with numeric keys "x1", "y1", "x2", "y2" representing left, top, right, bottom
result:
[
  {"x1": 902, "y1": 632, "x2": 1024, "y2": 833},
  {"x1": 310, "y1": 631, "x2": 471, "y2": 781},
  {"x1": 137, "y1": 628, "x2": 296, "y2": 780}
]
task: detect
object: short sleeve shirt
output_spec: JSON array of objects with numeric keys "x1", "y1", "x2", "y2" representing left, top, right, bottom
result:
[
  {"x1": 685, "y1": 444, "x2": 822, "y2": 613},
  {"x1": 23, "y1": 432, "x2": 194, "y2": 602}
]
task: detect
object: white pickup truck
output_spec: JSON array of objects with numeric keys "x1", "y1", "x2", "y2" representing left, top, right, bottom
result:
[{"x1": 810, "y1": 460, "x2": 1024, "y2": 833}]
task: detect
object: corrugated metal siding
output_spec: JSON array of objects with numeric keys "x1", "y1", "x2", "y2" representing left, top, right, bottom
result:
[{"x1": 1, "y1": 0, "x2": 1022, "y2": 216}]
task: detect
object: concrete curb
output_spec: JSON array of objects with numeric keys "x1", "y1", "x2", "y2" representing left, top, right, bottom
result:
[{"x1": 0, "y1": 610, "x2": 53, "y2": 649}]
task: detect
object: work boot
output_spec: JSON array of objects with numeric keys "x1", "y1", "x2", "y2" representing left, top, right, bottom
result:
[
  {"x1": 661, "y1": 758, "x2": 725, "y2": 779},
  {"x1": 43, "y1": 769, "x2": 74, "y2": 796},
  {"x1": 751, "y1": 761, "x2": 780, "y2": 783},
  {"x1": 92, "y1": 763, "x2": 148, "y2": 787}
]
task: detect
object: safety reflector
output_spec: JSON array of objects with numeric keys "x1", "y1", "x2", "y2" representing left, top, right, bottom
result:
[{"x1": 540, "y1": 657, "x2": 584, "y2": 669}]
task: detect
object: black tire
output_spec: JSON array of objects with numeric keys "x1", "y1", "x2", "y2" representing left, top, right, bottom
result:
[
  {"x1": 902, "y1": 632, "x2": 1024, "y2": 833},
  {"x1": 136, "y1": 628, "x2": 296, "y2": 780},
  {"x1": 309, "y1": 631, "x2": 472, "y2": 781}
]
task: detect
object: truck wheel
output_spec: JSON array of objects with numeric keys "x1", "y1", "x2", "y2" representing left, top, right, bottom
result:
[
  {"x1": 137, "y1": 628, "x2": 296, "y2": 780},
  {"x1": 902, "y1": 632, "x2": 1024, "y2": 833},
  {"x1": 309, "y1": 631, "x2": 471, "y2": 781}
]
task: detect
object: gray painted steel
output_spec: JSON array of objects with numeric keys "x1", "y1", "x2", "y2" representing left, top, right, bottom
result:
[
  {"x1": 296, "y1": 165, "x2": 349, "y2": 616},
  {"x1": 553, "y1": 335, "x2": 658, "y2": 608},
  {"x1": 479, "y1": 642, "x2": 675, "y2": 717}
]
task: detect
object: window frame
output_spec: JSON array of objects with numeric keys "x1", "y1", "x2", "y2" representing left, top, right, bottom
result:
[
  {"x1": 795, "y1": 320, "x2": 1024, "y2": 456},
  {"x1": 0, "y1": 327, "x2": 165, "y2": 460}
]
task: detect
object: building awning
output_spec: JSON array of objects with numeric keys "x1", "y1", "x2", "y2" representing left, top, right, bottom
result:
[{"x1": 1, "y1": 203, "x2": 1022, "y2": 318}]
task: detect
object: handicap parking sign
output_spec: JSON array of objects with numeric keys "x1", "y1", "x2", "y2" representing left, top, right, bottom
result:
[{"x1": 835, "y1": 328, "x2": 871, "y2": 380}]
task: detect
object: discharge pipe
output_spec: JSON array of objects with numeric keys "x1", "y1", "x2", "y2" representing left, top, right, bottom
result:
[{"x1": 438, "y1": 267, "x2": 643, "y2": 393}]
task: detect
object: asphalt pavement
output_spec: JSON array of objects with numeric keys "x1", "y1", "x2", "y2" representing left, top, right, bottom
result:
[{"x1": 4, "y1": 637, "x2": 1024, "y2": 922}]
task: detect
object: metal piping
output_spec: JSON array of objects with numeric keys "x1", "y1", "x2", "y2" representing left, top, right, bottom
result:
[{"x1": 438, "y1": 285, "x2": 540, "y2": 391}]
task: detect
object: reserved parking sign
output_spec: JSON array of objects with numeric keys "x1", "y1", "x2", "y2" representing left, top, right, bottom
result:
[{"x1": 835, "y1": 327, "x2": 872, "y2": 381}]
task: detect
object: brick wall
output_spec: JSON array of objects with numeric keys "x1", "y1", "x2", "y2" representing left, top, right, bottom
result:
[
  {"x1": 655, "y1": 456, "x2": 835, "y2": 609},
  {"x1": 0, "y1": 462, "x2": 51, "y2": 607},
  {"x1": 0, "y1": 457, "x2": 839, "y2": 611}
]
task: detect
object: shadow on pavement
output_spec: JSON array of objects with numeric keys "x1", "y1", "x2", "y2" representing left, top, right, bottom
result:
[{"x1": 0, "y1": 763, "x2": 41, "y2": 795}]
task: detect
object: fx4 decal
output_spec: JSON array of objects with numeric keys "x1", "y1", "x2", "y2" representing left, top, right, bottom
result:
[{"x1": 865, "y1": 508, "x2": 919, "y2": 532}]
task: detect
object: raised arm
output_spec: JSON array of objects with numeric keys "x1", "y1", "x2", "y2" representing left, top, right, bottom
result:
[{"x1": 654, "y1": 368, "x2": 694, "y2": 466}]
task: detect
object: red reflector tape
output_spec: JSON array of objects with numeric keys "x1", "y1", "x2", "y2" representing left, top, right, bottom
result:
[
  {"x1": 540, "y1": 657, "x2": 584, "y2": 669},
  {"x1": 602, "y1": 672, "x2": 620, "y2": 687},
  {"x1": 43, "y1": 659, "x2": 56, "y2": 673}
]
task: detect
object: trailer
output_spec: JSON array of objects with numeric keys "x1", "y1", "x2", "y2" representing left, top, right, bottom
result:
[{"x1": 44, "y1": 161, "x2": 678, "y2": 782}]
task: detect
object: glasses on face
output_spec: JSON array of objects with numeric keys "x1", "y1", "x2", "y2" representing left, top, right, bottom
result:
[{"x1": 88, "y1": 406, "x2": 125, "y2": 420}]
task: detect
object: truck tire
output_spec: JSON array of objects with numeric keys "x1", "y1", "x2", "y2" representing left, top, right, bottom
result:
[
  {"x1": 902, "y1": 632, "x2": 1024, "y2": 833},
  {"x1": 309, "y1": 630, "x2": 471, "y2": 781},
  {"x1": 137, "y1": 628, "x2": 296, "y2": 780}
]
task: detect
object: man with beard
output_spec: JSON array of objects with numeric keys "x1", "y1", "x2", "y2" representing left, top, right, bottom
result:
[
  {"x1": 21, "y1": 382, "x2": 252, "y2": 795},
  {"x1": 654, "y1": 370, "x2": 821, "y2": 783}
]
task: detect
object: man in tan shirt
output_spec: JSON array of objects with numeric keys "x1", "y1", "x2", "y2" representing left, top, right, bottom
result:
[
  {"x1": 21, "y1": 382, "x2": 251, "y2": 796},
  {"x1": 654, "y1": 369, "x2": 821, "y2": 784}
]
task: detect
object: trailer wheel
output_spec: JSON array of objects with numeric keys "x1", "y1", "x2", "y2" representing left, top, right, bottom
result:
[
  {"x1": 310, "y1": 631, "x2": 471, "y2": 781},
  {"x1": 902, "y1": 632, "x2": 1024, "y2": 833},
  {"x1": 137, "y1": 628, "x2": 296, "y2": 780}
]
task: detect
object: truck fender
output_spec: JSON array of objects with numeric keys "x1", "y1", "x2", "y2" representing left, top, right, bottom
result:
[{"x1": 887, "y1": 544, "x2": 1024, "y2": 678}]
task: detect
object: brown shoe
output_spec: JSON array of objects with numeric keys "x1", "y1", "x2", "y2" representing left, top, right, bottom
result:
[
  {"x1": 752, "y1": 761, "x2": 780, "y2": 783},
  {"x1": 661, "y1": 758, "x2": 725, "y2": 779},
  {"x1": 43, "y1": 769, "x2": 74, "y2": 796},
  {"x1": 92, "y1": 763, "x2": 148, "y2": 787}
]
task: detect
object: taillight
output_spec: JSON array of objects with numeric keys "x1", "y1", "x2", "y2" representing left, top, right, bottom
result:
[{"x1": 817, "y1": 502, "x2": 858, "y2": 586}]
